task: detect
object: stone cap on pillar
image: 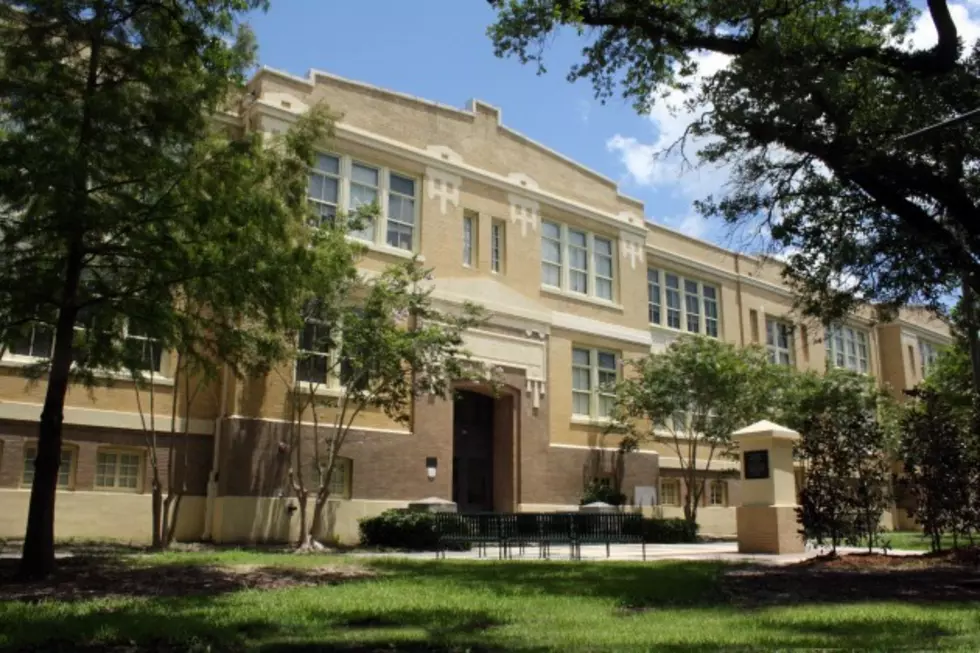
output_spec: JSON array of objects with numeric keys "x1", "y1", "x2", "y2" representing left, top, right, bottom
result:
[
  {"x1": 732, "y1": 420, "x2": 800, "y2": 443},
  {"x1": 407, "y1": 497, "x2": 458, "y2": 513}
]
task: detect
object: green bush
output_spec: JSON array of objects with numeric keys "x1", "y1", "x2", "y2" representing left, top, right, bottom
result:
[
  {"x1": 359, "y1": 509, "x2": 441, "y2": 550},
  {"x1": 580, "y1": 479, "x2": 627, "y2": 506},
  {"x1": 642, "y1": 518, "x2": 699, "y2": 543}
]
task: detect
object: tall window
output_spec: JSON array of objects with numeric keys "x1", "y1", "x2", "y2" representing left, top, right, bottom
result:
[
  {"x1": 766, "y1": 319, "x2": 794, "y2": 366},
  {"x1": 308, "y1": 154, "x2": 340, "y2": 225},
  {"x1": 6, "y1": 323, "x2": 54, "y2": 359},
  {"x1": 307, "y1": 152, "x2": 418, "y2": 251},
  {"x1": 594, "y1": 237, "x2": 614, "y2": 300},
  {"x1": 462, "y1": 212, "x2": 475, "y2": 267},
  {"x1": 541, "y1": 221, "x2": 562, "y2": 287},
  {"x1": 918, "y1": 340, "x2": 941, "y2": 378},
  {"x1": 709, "y1": 480, "x2": 727, "y2": 507},
  {"x1": 826, "y1": 325, "x2": 869, "y2": 373},
  {"x1": 491, "y1": 220, "x2": 505, "y2": 273},
  {"x1": 684, "y1": 280, "x2": 700, "y2": 333},
  {"x1": 348, "y1": 162, "x2": 380, "y2": 242},
  {"x1": 648, "y1": 268, "x2": 719, "y2": 337},
  {"x1": 571, "y1": 347, "x2": 619, "y2": 418},
  {"x1": 313, "y1": 456, "x2": 353, "y2": 499},
  {"x1": 23, "y1": 445, "x2": 74, "y2": 488},
  {"x1": 95, "y1": 449, "x2": 142, "y2": 491},
  {"x1": 647, "y1": 269, "x2": 661, "y2": 324},
  {"x1": 125, "y1": 323, "x2": 164, "y2": 374},
  {"x1": 296, "y1": 317, "x2": 334, "y2": 387},
  {"x1": 660, "y1": 478, "x2": 681, "y2": 506},
  {"x1": 540, "y1": 221, "x2": 616, "y2": 301},
  {"x1": 387, "y1": 174, "x2": 416, "y2": 250}
]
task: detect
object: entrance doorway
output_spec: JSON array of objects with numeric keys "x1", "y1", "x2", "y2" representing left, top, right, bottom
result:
[{"x1": 452, "y1": 390, "x2": 495, "y2": 512}]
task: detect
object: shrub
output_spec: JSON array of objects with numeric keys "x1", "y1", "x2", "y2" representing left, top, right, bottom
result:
[
  {"x1": 642, "y1": 518, "x2": 699, "y2": 543},
  {"x1": 359, "y1": 509, "x2": 440, "y2": 550},
  {"x1": 581, "y1": 479, "x2": 627, "y2": 506}
]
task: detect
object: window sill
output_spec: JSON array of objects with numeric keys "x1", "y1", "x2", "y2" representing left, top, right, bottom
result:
[
  {"x1": 293, "y1": 382, "x2": 345, "y2": 398},
  {"x1": 0, "y1": 357, "x2": 174, "y2": 386},
  {"x1": 348, "y1": 237, "x2": 423, "y2": 261},
  {"x1": 571, "y1": 415, "x2": 624, "y2": 428},
  {"x1": 649, "y1": 322, "x2": 719, "y2": 340},
  {"x1": 540, "y1": 286, "x2": 623, "y2": 311}
]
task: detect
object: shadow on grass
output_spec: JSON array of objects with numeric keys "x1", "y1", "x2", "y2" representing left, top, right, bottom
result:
[
  {"x1": 361, "y1": 558, "x2": 727, "y2": 610},
  {"x1": 758, "y1": 615, "x2": 961, "y2": 652},
  {"x1": 0, "y1": 600, "x2": 511, "y2": 653},
  {"x1": 724, "y1": 564, "x2": 980, "y2": 607},
  {"x1": 0, "y1": 555, "x2": 370, "y2": 602}
]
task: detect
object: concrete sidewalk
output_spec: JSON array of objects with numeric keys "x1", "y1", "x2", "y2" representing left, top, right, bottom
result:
[{"x1": 350, "y1": 541, "x2": 925, "y2": 565}]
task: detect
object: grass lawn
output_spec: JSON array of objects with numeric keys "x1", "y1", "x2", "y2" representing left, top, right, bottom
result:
[
  {"x1": 880, "y1": 530, "x2": 972, "y2": 552},
  {"x1": 2, "y1": 551, "x2": 980, "y2": 652}
]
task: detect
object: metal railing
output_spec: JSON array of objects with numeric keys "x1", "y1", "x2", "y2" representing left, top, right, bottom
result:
[{"x1": 434, "y1": 512, "x2": 646, "y2": 560}]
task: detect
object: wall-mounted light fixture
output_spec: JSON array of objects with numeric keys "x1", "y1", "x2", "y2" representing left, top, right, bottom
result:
[{"x1": 425, "y1": 457, "x2": 438, "y2": 481}]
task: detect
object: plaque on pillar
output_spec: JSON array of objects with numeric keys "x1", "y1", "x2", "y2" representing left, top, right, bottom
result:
[{"x1": 732, "y1": 420, "x2": 804, "y2": 555}]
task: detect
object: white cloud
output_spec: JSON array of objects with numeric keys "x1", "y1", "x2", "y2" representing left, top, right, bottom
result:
[
  {"x1": 606, "y1": 49, "x2": 730, "y2": 199},
  {"x1": 907, "y1": 2, "x2": 980, "y2": 50},
  {"x1": 607, "y1": 3, "x2": 980, "y2": 207}
]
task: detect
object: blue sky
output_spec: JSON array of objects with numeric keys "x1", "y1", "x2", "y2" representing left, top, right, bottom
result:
[{"x1": 247, "y1": 1, "x2": 980, "y2": 251}]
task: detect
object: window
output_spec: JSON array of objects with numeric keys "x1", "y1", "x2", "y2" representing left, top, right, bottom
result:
[
  {"x1": 571, "y1": 347, "x2": 619, "y2": 418},
  {"x1": 660, "y1": 478, "x2": 681, "y2": 506},
  {"x1": 95, "y1": 449, "x2": 142, "y2": 491},
  {"x1": 648, "y1": 268, "x2": 719, "y2": 337},
  {"x1": 386, "y1": 174, "x2": 416, "y2": 250},
  {"x1": 312, "y1": 456, "x2": 353, "y2": 499},
  {"x1": 826, "y1": 325, "x2": 869, "y2": 373},
  {"x1": 665, "y1": 274, "x2": 681, "y2": 329},
  {"x1": 541, "y1": 221, "x2": 562, "y2": 287},
  {"x1": 703, "y1": 286, "x2": 719, "y2": 337},
  {"x1": 462, "y1": 212, "x2": 476, "y2": 267},
  {"x1": 919, "y1": 340, "x2": 941, "y2": 378},
  {"x1": 349, "y1": 162, "x2": 379, "y2": 242},
  {"x1": 308, "y1": 153, "x2": 340, "y2": 225},
  {"x1": 307, "y1": 152, "x2": 418, "y2": 251},
  {"x1": 671, "y1": 411, "x2": 687, "y2": 434},
  {"x1": 709, "y1": 480, "x2": 727, "y2": 507},
  {"x1": 125, "y1": 323, "x2": 164, "y2": 374},
  {"x1": 5, "y1": 323, "x2": 55, "y2": 359},
  {"x1": 491, "y1": 220, "x2": 505, "y2": 273},
  {"x1": 22, "y1": 444, "x2": 74, "y2": 489},
  {"x1": 540, "y1": 221, "x2": 616, "y2": 301},
  {"x1": 766, "y1": 319, "x2": 794, "y2": 366},
  {"x1": 647, "y1": 269, "x2": 661, "y2": 324}
]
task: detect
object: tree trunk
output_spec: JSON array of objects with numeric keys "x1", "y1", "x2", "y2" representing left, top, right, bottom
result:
[
  {"x1": 295, "y1": 490, "x2": 308, "y2": 549},
  {"x1": 151, "y1": 471, "x2": 163, "y2": 550},
  {"x1": 164, "y1": 493, "x2": 183, "y2": 546},
  {"x1": 961, "y1": 277, "x2": 980, "y2": 394},
  {"x1": 18, "y1": 297, "x2": 80, "y2": 579}
]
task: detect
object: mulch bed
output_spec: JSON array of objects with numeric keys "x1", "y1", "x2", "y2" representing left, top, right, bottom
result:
[
  {"x1": 723, "y1": 549, "x2": 980, "y2": 607},
  {"x1": 0, "y1": 556, "x2": 374, "y2": 602}
]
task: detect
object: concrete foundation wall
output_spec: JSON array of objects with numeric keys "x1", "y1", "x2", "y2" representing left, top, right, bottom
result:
[
  {"x1": 211, "y1": 496, "x2": 408, "y2": 545},
  {"x1": 0, "y1": 489, "x2": 205, "y2": 544}
]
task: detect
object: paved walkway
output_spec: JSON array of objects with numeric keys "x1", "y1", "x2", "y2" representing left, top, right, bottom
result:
[{"x1": 351, "y1": 541, "x2": 925, "y2": 565}]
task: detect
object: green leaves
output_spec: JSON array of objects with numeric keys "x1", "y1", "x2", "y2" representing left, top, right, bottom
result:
[{"x1": 488, "y1": 0, "x2": 980, "y2": 324}]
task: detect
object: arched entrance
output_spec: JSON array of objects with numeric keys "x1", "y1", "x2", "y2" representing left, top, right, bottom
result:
[{"x1": 451, "y1": 387, "x2": 517, "y2": 513}]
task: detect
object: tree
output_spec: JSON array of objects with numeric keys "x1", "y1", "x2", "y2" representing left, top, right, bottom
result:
[
  {"x1": 488, "y1": 1, "x2": 979, "y2": 373},
  {"x1": 613, "y1": 336, "x2": 781, "y2": 526},
  {"x1": 0, "y1": 0, "x2": 341, "y2": 578},
  {"x1": 280, "y1": 255, "x2": 486, "y2": 550},
  {"x1": 899, "y1": 388, "x2": 971, "y2": 552},
  {"x1": 793, "y1": 371, "x2": 892, "y2": 553}
]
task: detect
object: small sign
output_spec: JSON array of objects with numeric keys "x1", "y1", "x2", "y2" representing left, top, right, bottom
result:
[{"x1": 743, "y1": 450, "x2": 770, "y2": 480}]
